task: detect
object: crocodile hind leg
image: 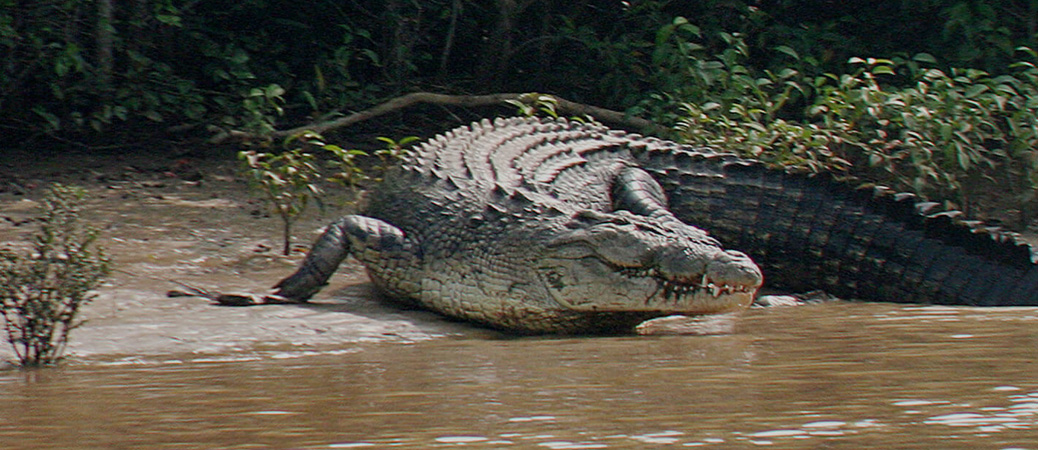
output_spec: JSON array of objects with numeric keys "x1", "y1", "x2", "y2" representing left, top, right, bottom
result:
[
  {"x1": 215, "y1": 215, "x2": 420, "y2": 305},
  {"x1": 276, "y1": 214, "x2": 422, "y2": 300}
]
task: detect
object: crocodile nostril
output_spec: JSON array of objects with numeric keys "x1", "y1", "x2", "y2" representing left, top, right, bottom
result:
[{"x1": 706, "y1": 250, "x2": 763, "y2": 288}]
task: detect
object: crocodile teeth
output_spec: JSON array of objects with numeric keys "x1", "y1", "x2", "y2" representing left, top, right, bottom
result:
[
  {"x1": 622, "y1": 266, "x2": 752, "y2": 302},
  {"x1": 620, "y1": 267, "x2": 656, "y2": 278},
  {"x1": 710, "y1": 284, "x2": 722, "y2": 297}
]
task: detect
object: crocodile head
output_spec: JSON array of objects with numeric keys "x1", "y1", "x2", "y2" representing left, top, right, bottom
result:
[{"x1": 536, "y1": 210, "x2": 762, "y2": 315}]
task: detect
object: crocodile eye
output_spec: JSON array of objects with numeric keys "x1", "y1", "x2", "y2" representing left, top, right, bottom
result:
[
  {"x1": 566, "y1": 210, "x2": 602, "y2": 228},
  {"x1": 610, "y1": 217, "x2": 630, "y2": 226},
  {"x1": 570, "y1": 210, "x2": 630, "y2": 227},
  {"x1": 574, "y1": 210, "x2": 604, "y2": 221}
]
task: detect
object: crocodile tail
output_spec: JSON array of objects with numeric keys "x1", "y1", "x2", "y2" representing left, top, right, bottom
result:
[{"x1": 638, "y1": 148, "x2": 1038, "y2": 306}]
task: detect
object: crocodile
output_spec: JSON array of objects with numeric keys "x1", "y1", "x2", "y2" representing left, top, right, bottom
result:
[{"x1": 216, "y1": 116, "x2": 1038, "y2": 333}]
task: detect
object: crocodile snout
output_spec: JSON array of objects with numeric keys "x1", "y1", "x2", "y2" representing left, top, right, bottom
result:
[
  {"x1": 657, "y1": 247, "x2": 762, "y2": 291},
  {"x1": 706, "y1": 250, "x2": 763, "y2": 289}
]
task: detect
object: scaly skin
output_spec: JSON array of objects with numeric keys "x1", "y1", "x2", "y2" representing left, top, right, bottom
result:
[{"x1": 234, "y1": 117, "x2": 1037, "y2": 333}]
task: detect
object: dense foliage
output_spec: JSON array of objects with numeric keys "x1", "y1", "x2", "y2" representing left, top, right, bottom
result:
[
  {"x1": 2, "y1": 0, "x2": 1037, "y2": 221},
  {"x1": 645, "y1": 22, "x2": 1038, "y2": 220}
]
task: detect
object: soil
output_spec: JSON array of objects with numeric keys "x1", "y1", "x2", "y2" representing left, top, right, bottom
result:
[{"x1": 0, "y1": 145, "x2": 485, "y2": 365}]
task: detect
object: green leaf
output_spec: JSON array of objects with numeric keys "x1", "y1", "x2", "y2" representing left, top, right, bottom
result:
[
  {"x1": 265, "y1": 84, "x2": 286, "y2": 98},
  {"x1": 301, "y1": 91, "x2": 318, "y2": 111},
  {"x1": 912, "y1": 53, "x2": 938, "y2": 64},
  {"x1": 1015, "y1": 46, "x2": 1038, "y2": 58},
  {"x1": 775, "y1": 45, "x2": 799, "y2": 60},
  {"x1": 230, "y1": 49, "x2": 250, "y2": 65},
  {"x1": 155, "y1": 14, "x2": 182, "y2": 27},
  {"x1": 32, "y1": 107, "x2": 60, "y2": 130},
  {"x1": 872, "y1": 65, "x2": 895, "y2": 76},
  {"x1": 777, "y1": 68, "x2": 798, "y2": 79},
  {"x1": 964, "y1": 84, "x2": 989, "y2": 98}
]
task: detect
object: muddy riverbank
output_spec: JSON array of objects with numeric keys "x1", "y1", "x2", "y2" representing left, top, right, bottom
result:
[{"x1": 0, "y1": 148, "x2": 490, "y2": 363}]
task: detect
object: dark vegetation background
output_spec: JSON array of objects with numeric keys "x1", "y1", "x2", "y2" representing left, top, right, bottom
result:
[{"x1": 2, "y1": 0, "x2": 1038, "y2": 224}]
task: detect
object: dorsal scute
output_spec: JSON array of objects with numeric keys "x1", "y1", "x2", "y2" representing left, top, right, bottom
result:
[
  {"x1": 857, "y1": 173, "x2": 1036, "y2": 265},
  {"x1": 414, "y1": 117, "x2": 636, "y2": 190}
]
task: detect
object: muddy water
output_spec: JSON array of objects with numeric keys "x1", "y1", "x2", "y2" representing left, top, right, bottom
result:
[
  {"x1": 2, "y1": 304, "x2": 1037, "y2": 449},
  {"x1": 1, "y1": 157, "x2": 1037, "y2": 449}
]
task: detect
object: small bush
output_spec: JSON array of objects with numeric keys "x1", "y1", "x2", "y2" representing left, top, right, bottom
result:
[
  {"x1": 239, "y1": 146, "x2": 323, "y2": 256},
  {"x1": 0, "y1": 185, "x2": 110, "y2": 367}
]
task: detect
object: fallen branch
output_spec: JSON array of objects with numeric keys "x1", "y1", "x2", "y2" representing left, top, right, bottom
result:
[{"x1": 208, "y1": 92, "x2": 662, "y2": 144}]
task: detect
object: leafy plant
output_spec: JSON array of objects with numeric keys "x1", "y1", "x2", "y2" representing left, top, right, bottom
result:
[
  {"x1": 507, "y1": 93, "x2": 561, "y2": 119},
  {"x1": 239, "y1": 146, "x2": 323, "y2": 255},
  {"x1": 295, "y1": 131, "x2": 371, "y2": 204},
  {"x1": 808, "y1": 52, "x2": 1038, "y2": 216},
  {"x1": 645, "y1": 16, "x2": 1038, "y2": 222},
  {"x1": 372, "y1": 135, "x2": 418, "y2": 174},
  {"x1": 641, "y1": 18, "x2": 849, "y2": 172},
  {"x1": 506, "y1": 93, "x2": 601, "y2": 125},
  {"x1": 240, "y1": 83, "x2": 287, "y2": 135},
  {"x1": 301, "y1": 23, "x2": 383, "y2": 117},
  {"x1": 0, "y1": 185, "x2": 110, "y2": 367},
  {"x1": 325, "y1": 133, "x2": 417, "y2": 187},
  {"x1": 0, "y1": 0, "x2": 209, "y2": 137}
]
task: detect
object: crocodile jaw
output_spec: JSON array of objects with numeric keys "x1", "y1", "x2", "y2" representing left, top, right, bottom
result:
[{"x1": 536, "y1": 256, "x2": 758, "y2": 314}]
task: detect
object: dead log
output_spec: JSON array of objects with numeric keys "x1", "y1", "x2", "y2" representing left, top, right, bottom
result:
[{"x1": 208, "y1": 92, "x2": 660, "y2": 144}]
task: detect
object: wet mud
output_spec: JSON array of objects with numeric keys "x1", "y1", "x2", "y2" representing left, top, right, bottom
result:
[{"x1": 0, "y1": 150, "x2": 484, "y2": 362}]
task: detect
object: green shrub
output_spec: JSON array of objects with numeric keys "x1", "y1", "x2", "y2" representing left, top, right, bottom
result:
[
  {"x1": 641, "y1": 18, "x2": 850, "y2": 172},
  {"x1": 0, "y1": 185, "x2": 110, "y2": 367},
  {"x1": 808, "y1": 51, "x2": 1038, "y2": 217},
  {"x1": 239, "y1": 146, "x2": 323, "y2": 256},
  {"x1": 643, "y1": 16, "x2": 1038, "y2": 222}
]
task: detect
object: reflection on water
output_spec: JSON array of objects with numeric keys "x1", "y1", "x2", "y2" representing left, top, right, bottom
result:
[{"x1": 1, "y1": 302, "x2": 1036, "y2": 449}]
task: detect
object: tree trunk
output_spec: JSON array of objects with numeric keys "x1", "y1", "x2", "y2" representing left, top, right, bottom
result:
[
  {"x1": 438, "y1": 0, "x2": 463, "y2": 78},
  {"x1": 282, "y1": 216, "x2": 293, "y2": 256},
  {"x1": 382, "y1": 0, "x2": 423, "y2": 90},
  {"x1": 96, "y1": 0, "x2": 114, "y2": 93},
  {"x1": 480, "y1": 0, "x2": 517, "y2": 90}
]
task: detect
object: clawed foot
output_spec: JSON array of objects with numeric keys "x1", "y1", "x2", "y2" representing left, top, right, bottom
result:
[
  {"x1": 211, "y1": 292, "x2": 298, "y2": 306},
  {"x1": 167, "y1": 286, "x2": 302, "y2": 306}
]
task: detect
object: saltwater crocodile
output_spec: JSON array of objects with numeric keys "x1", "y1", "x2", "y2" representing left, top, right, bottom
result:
[{"x1": 214, "y1": 116, "x2": 1038, "y2": 333}]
